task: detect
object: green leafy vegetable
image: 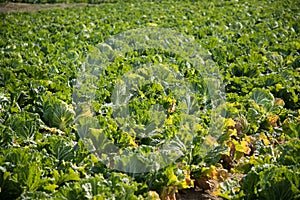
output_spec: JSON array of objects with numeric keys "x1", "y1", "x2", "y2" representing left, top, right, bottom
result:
[
  {"x1": 43, "y1": 96, "x2": 75, "y2": 131},
  {"x1": 0, "y1": 0, "x2": 299, "y2": 199}
]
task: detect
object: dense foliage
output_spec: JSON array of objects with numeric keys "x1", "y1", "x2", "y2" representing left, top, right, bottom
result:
[
  {"x1": 1, "y1": 0, "x2": 113, "y2": 4},
  {"x1": 0, "y1": 0, "x2": 299, "y2": 199}
]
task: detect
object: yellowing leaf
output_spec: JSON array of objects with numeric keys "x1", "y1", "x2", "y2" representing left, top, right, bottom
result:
[
  {"x1": 165, "y1": 116, "x2": 174, "y2": 125},
  {"x1": 259, "y1": 133, "x2": 270, "y2": 146},
  {"x1": 262, "y1": 56, "x2": 268, "y2": 61},
  {"x1": 232, "y1": 140, "x2": 250, "y2": 155},
  {"x1": 228, "y1": 128, "x2": 237, "y2": 136},
  {"x1": 139, "y1": 91, "x2": 146, "y2": 98},
  {"x1": 147, "y1": 191, "x2": 160, "y2": 200},
  {"x1": 128, "y1": 135, "x2": 138, "y2": 147},
  {"x1": 165, "y1": 167, "x2": 178, "y2": 186},
  {"x1": 275, "y1": 98, "x2": 285, "y2": 107},
  {"x1": 184, "y1": 172, "x2": 194, "y2": 188},
  {"x1": 204, "y1": 166, "x2": 219, "y2": 180},
  {"x1": 225, "y1": 118, "x2": 236, "y2": 128},
  {"x1": 43, "y1": 184, "x2": 58, "y2": 192},
  {"x1": 244, "y1": 135, "x2": 254, "y2": 143},
  {"x1": 90, "y1": 153, "x2": 98, "y2": 163},
  {"x1": 240, "y1": 140, "x2": 251, "y2": 155},
  {"x1": 267, "y1": 114, "x2": 279, "y2": 127},
  {"x1": 275, "y1": 83, "x2": 283, "y2": 91},
  {"x1": 147, "y1": 23, "x2": 158, "y2": 27}
]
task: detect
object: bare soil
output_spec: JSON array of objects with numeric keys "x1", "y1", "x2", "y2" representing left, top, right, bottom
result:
[
  {"x1": 0, "y1": 2, "x2": 87, "y2": 13},
  {"x1": 176, "y1": 188, "x2": 223, "y2": 200}
]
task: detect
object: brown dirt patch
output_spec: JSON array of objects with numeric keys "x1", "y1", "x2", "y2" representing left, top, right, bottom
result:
[
  {"x1": 176, "y1": 188, "x2": 222, "y2": 200},
  {"x1": 0, "y1": 2, "x2": 87, "y2": 13}
]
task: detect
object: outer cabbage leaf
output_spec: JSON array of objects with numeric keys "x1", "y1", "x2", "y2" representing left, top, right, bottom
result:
[
  {"x1": 43, "y1": 96, "x2": 75, "y2": 131},
  {"x1": 248, "y1": 88, "x2": 274, "y2": 112},
  {"x1": 240, "y1": 165, "x2": 300, "y2": 200}
]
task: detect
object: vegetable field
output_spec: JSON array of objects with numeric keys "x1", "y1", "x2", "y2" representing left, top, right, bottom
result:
[{"x1": 0, "y1": 0, "x2": 300, "y2": 199}]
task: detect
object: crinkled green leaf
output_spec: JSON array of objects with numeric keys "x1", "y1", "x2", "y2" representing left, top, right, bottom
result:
[{"x1": 43, "y1": 96, "x2": 75, "y2": 131}]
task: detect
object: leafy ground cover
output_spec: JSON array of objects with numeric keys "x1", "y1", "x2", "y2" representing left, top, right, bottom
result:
[
  {"x1": 0, "y1": 0, "x2": 300, "y2": 199},
  {"x1": 0, "y1": 0, "x2": 113, "y2": 3},
  {"x1": 0, "y1": 2, "x2": 87, "y2": 13}
]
